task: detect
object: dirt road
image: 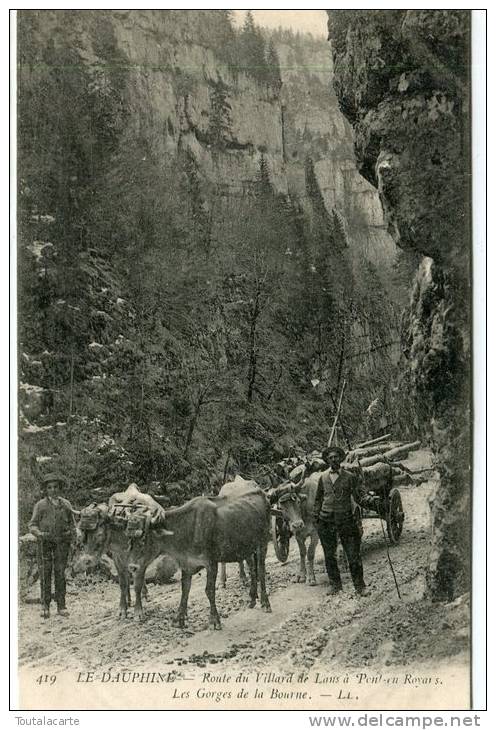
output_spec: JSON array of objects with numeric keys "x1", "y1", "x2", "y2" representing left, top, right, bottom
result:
[{"x1": 18, "y1": 450, "x2": 469, "y2": 691}]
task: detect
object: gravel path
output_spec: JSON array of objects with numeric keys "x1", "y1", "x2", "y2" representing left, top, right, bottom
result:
[{"x1": 18, "y1": 450, "x2": 469, "y2": 680}]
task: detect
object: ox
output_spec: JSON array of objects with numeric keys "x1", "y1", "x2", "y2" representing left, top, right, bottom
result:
[
  {"x1": 275, "y1": 473, "x2": 321, "y2": 585},
  {"x1": 127, "y1": 485, "x2": 271, "y2": 630},
  {"x1": 276, "y1": 470, "x2": 364, "y2": 586},
  {"x1": 218, "y1": 476, "x2": 257, "y2": 589},
  {"x1": 72, "y1": 485, "x2": 162, "y2": 619},
  {"x1": 72, "y1": 502, "x2": 142, "y2": 618}
]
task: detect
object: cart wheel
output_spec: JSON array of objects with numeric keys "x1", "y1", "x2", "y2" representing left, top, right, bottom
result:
[
  {"x1": 271, "y1": 514, "x2": 291, "y2": 563},
  {"x1": 387, "y1": 488, "x2": 404, "y2": 544}
]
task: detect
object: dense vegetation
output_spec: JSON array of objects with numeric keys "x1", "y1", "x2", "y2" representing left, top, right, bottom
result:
[{"x1": 18, "y1": 11, "x2": 402, "y2": 526}]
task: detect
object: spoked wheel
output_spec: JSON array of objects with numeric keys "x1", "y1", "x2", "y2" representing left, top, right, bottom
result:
[
  {"x1": 386, "y1": 487, "x2": 405, "y2": 544},
  {"x1": 271, "y1": 513, "x2": 291, "y2": 563}
]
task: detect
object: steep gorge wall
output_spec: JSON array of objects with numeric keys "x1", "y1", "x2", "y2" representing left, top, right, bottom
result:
[
  {"x1": 18, "y1": 10, "x2": 407, "y2": 511},
  {"x1": 78, "y1": 10, "x2": 403, "y2": 298},
  {"x1": 275, "y1": 35, "x2": 404, "y2": 301},
  {"x1": 327, "y1": 10, "x2": 471, "y2": 600},
  {"x1": 272, "y1": 32, "x2": 409, "y2": 412}
]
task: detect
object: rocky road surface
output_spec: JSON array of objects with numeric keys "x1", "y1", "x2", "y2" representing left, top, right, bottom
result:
[{"x1": 18, "y1": 450, "x2": 469, "y2": 678}]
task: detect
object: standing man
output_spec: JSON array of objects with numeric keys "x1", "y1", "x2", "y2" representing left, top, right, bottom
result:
[
  {"x1": 29, "y1": 473, "x2": 76, "y2": 618},
  {"x1": 313, "y1": 446, "x2": 379, "y2": 597}
]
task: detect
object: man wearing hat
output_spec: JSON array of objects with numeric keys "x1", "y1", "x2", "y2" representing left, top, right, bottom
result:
[
  {"x1": 29, "y1": 473, "x2": 76, "y2": 618},
  {"x1": 313, "y1": 446, "x2": 379, "y2": 597}
]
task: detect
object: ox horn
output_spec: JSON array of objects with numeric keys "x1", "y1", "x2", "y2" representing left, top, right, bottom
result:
[{"x1": 160, "y1": 528, "x2": 174, "y2": 536}]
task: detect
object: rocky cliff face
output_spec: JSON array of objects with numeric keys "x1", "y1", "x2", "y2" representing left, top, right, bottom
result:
[
  {"x1": 274, "y1": 34, "x2": 404, "y2": 302},
  {"x1": 18, "y1": 11, "x2": 407, "y2": 514},
  {"x1": 327, "y1": 10, "x2": 471, "y2": 600},
  {"x1": 73, "y1": 12, "x2": 402, "y2": 296}
]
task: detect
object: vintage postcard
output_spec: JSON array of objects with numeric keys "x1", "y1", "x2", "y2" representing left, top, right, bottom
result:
[{"x1": 14, "y1": 9, "x2": 480, "y2": 711}]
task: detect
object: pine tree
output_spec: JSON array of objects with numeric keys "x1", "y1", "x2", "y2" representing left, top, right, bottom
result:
[
  {"x1": 332, "y1": 210, "x2": 348, "y2": 249},
  {"x1": 208, "y1": 77, "x2": 232, "y2": 148},
  {"x1": 257, "y1": 153, "x2": 272, "y2": 198},
  {"x1": 240, "y1": 11, "x2": 267, "y2": 83},
  {"x1": 266, "y1": 39, "x2": 282, "y2": 92},
  {"x1": 200, "y1": 11, "x2": 237, "y2": 71},
  {"x1": 242, "y1": 11, "x2": 256, "y2": 37},
  {"x1": 254, "y1": 26, "x2": 269, "y2": 84}
]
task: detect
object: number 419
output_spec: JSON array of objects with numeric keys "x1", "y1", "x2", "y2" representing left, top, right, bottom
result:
[{"x1": 36, "y1": 674, "x2": 57, "y2": 685}]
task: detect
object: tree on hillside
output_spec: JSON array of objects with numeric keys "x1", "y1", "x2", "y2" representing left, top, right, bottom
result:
[
  {"x1": 208, "y1": 76, "x2": 233, "y2": 149},
  {"x1": 331, "y1": 209, "x2": 348, "y2": 249},
  {"x1": 219, "y1": 157, "x2": 298, "y2": 408},
  {"x1": 257, "y1": 153, "x2": 272, "y2": 198},
  {"x1": 266, "y1": 39, "x2": 282, "y2": 92},
  {"x1": 239, "y1": 11, "x2": 268, "y2": 83},
  {"x1": 198, "y1": 10, "x2": 238, "y2": 72},
  {"x1": 18, "y1": 11, "x2": 405, "y2": 513},
  {"x1": 18, "y1": 15, "x2": 129, "y2": 415}
]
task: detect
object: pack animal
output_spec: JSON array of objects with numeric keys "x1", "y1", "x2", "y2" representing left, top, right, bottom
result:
[
  {"x1": 72, "y1": 485, "x2": 162, "y2": 619},
  {"x1": 72, "y1": 502, "x2": 142, "y2": 618},
  {"x1": 218, "y1": 476, "x2": 257, "y2": 589},
  {"x1": 127, "y1": 483, "x2": 271, "y2": 630}
]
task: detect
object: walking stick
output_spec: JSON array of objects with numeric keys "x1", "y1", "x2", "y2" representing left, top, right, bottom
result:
[
  {"x1": 358, "y1": 459, "x2": 402, "y2": 601},
  {"x1": 38, "y1": 538, "x2": 46, "y2": 610},
  {"x1": 378, "y1": 512, "x2": 402, "y2": 600},
  {"x1": 379, "y1": 469, "x2": 402, "y2": 600}
]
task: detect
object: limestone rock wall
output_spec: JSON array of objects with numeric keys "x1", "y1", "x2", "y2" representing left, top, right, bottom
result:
[
  {"x1": 36, "y1": 11, "x2": 405, "y2": 388},
  {"x1": 18, "y1": 10, "x2": 409, "y2": 477},
  {"x1": 327, "y1": 9, "x2": 471, "y2": 600},
  {"x1": 275, "y1": 35, "x2": 404, "y2": 303}
]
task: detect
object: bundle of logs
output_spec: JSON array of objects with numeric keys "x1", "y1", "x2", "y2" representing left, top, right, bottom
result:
[
  {"x1": 277, "y1": 434, "x2": 429, "y2": 497},
  {"x1": 344, "y1": 433, "x2": 425, "y2": 491},
  {"x1": 346, "y1": 433, "x2": 421, "y2": 466}
]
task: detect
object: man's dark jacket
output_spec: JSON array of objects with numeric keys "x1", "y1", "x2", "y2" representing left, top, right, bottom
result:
[
  {"x1": 29, "y1": 497, "x2": 74, "y2": 542},
  {"x1": 313, "y1": 467, "x2": 375, "y2": 523}
]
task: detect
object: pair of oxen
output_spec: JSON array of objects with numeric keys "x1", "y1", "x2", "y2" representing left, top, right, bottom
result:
[{"x1": 73, "y1": 473, "x2": 320, "y2": 631}]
